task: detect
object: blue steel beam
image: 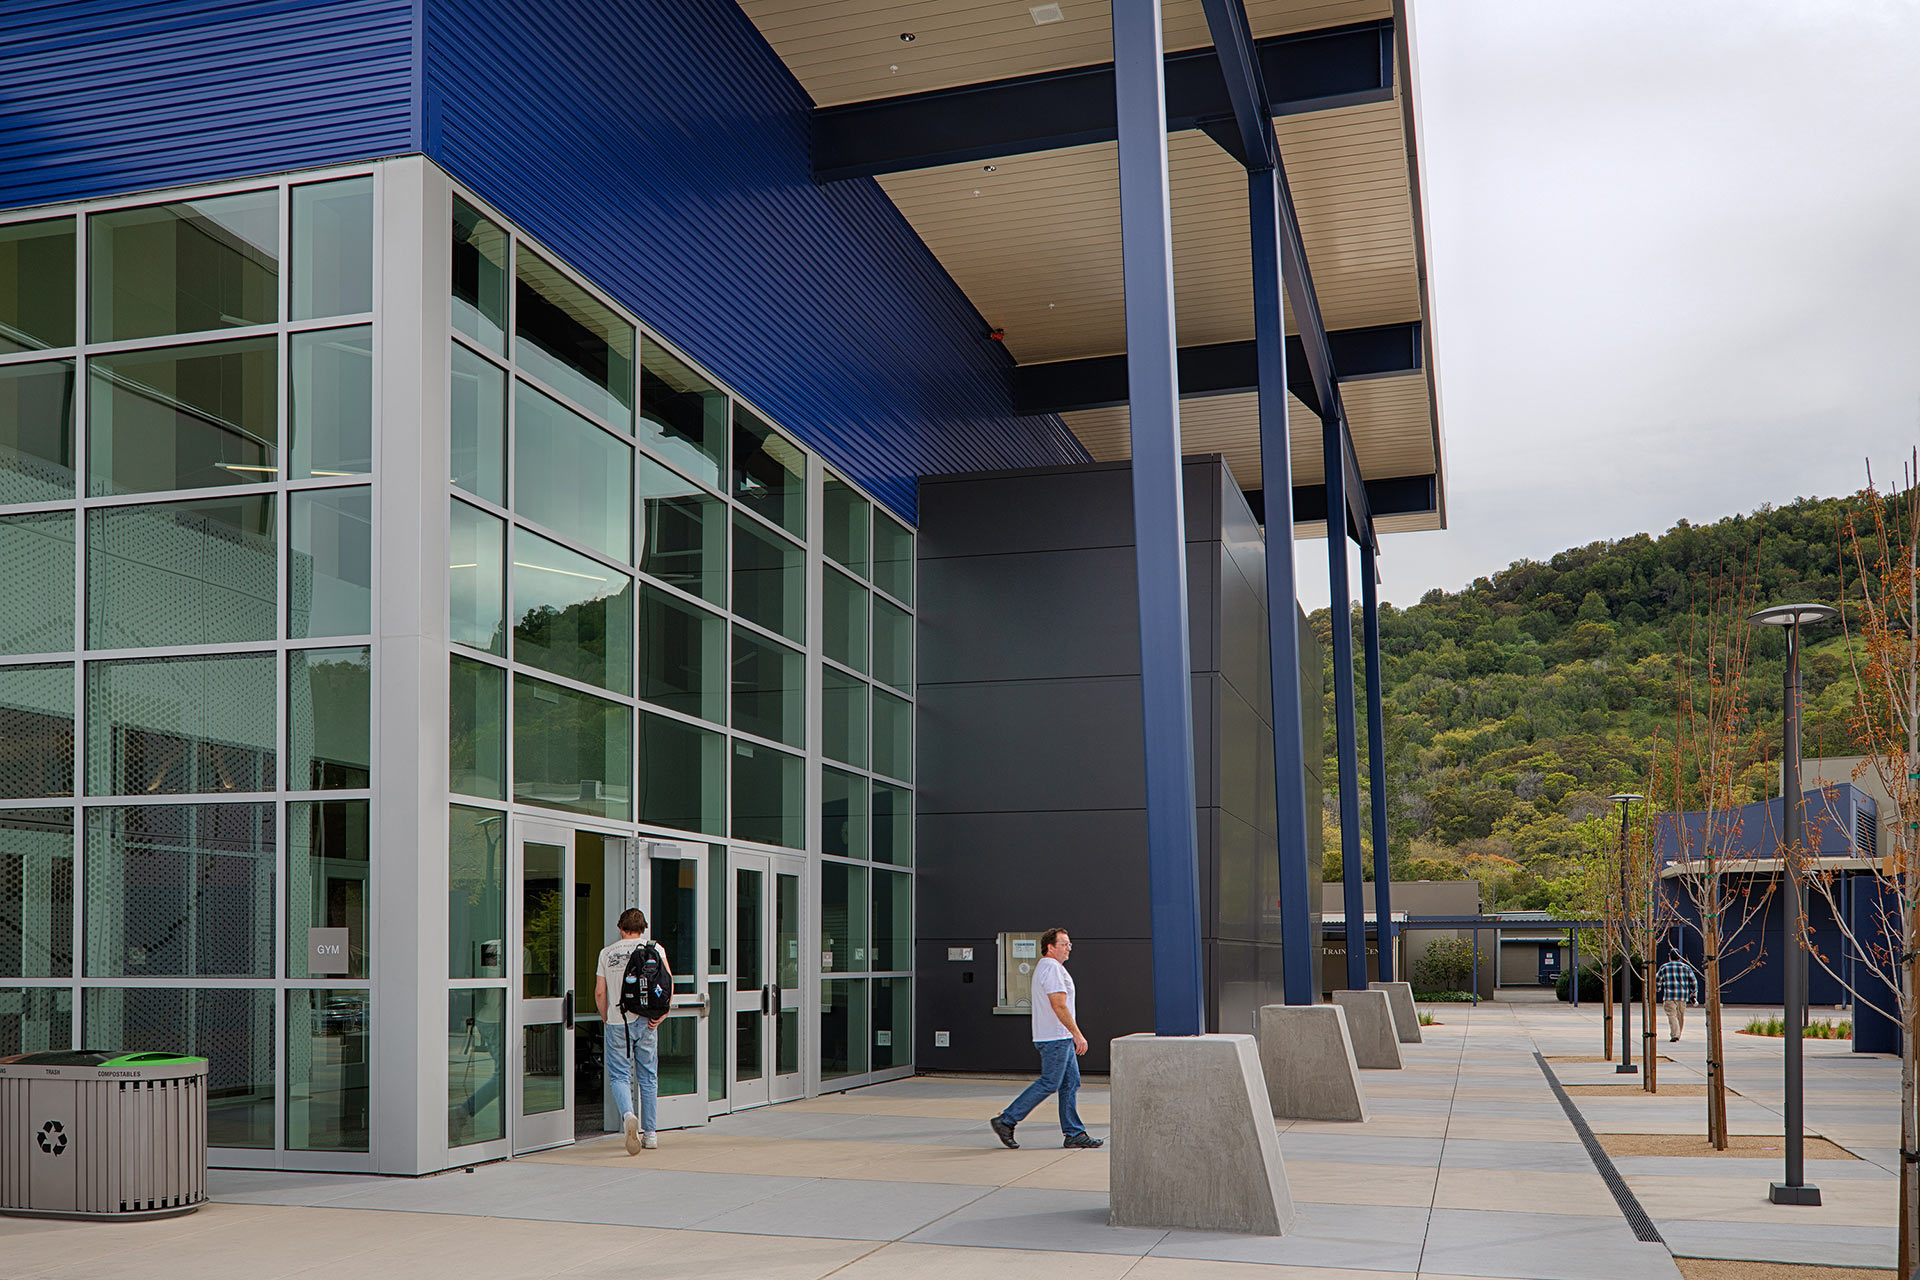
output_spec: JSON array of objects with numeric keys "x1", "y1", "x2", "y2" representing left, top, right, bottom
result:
[
  {"x1": 813, "y1": 21, "x2": 1393, "y2": 182},
  {"x1": 1115, "y1": 0, "x2": 1206, "y2": 1037},
  {"x1": 1252, "y1": 166, "x2": 1316, "y2": 1006},
  {"x1": 1197, "y1": 0, "x2": 1279, "y2": 171},
  {"x1": 1362, "y1": 540, "x2": 1394, "y2": 982},
  {"x1": 1010, "y1": 322, "x2": 1423, "y2": 416},
  {"x1": 1282, "y1": 473, "x2": 1436, "y2": 527},
  {"x1": 1325, "y1": 415, "x2": 1368, "y2": 990}
]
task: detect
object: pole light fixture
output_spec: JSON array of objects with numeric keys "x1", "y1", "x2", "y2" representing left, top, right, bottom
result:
[
  {"x1": 1606, "y1": 793, "x2": 1643, "y2": 1074},
  {"x1": 1751, "y1": 601, "x2": 1838, "y2": 1207}
]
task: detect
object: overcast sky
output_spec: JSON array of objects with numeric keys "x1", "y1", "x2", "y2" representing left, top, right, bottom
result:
[{"x1": 1294, "y1": 0, "x2": 1920, "y2": 612}]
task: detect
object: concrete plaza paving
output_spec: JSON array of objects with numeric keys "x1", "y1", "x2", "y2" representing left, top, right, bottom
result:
[{"x1": 0, "y1": 998, "x2": 1898, "y2": 1278}]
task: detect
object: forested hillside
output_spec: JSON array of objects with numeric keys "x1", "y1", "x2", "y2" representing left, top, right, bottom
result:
[{"x1": 1312, "y1": 493, "x2": 1876, "y2": 909}]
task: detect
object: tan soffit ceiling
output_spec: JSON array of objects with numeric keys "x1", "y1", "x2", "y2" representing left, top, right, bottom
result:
[{"x1": 739, "y1": 0, "x2": 1393, "y2": 107}]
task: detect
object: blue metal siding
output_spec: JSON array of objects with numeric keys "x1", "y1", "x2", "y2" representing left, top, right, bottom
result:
[
  {"x1": 0, "y1": 0, "x2": 415, "y2": 210},
  {"x1": 421, "y1": 0, "x2": 1084, "y2": 521}
]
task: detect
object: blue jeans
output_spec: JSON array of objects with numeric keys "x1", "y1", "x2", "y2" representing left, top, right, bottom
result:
[
  {"x1": 999, "y1": 1038, "x2": 1085, "y2": 1136},
  {"x1": 606, "y1": 1019, "x2": 658, "y2": 1133}
]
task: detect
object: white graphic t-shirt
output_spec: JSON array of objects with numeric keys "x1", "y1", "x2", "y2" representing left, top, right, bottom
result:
[
  {"x1": 1030, "y1": 955, "x2": 1075, "y2": 1042},
  {"x1": 597, "y1": 935, "x2": 667, "y2": 1025}
]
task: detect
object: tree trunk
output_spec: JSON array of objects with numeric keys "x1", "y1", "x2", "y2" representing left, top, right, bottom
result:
[
  {"x1": 1643, "y1": 930, "x2": 1658, "y2": 1093},
  {"x1": 1901, "y1": 939, "x2": 1916, "y2": 1276},
  {"x1": 1706, "y1": 949, "x2": 1727, "y2": 1148}
]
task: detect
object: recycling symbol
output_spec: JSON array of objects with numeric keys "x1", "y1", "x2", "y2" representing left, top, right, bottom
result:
[{"x1": 36, "y1": 1121, "x2": 66, "y2": 1156}]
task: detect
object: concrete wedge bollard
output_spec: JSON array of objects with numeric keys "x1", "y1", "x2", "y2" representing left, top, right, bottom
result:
[
  {"x1": 1109, "y1": 1033, "x2": 1296, "y2": 1234},
  {"x1": 1369, "y1": 980, "x2": 1423, "y2": 1044},
  {"x1": 1257, "y1": 1004, "x2": 1369, "y2": 1121},
  {"x1": 1330, "y1": 989, "x2": 1403, "y2": 1069}
]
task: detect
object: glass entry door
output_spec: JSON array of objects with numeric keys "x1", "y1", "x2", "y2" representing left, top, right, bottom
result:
[
  {"x1": 732, "y1": 851, "x2": 803, "y2": 1109},
  {"x1": 511, "y1": 822, "x2": 574, "y2": 1154},
  {"x1": 643, "y1": 840, "x2": 710, "y2": 1131}
]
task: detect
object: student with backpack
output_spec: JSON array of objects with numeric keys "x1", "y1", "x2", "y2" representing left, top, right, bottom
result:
[{"x1": 593, "y1": 907, "x2": 673, "y2": 1153}]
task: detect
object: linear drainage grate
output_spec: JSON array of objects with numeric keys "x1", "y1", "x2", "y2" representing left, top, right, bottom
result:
[{"x1": 1533, "y1": 1051, "x2": 1665, "y2": 1244}]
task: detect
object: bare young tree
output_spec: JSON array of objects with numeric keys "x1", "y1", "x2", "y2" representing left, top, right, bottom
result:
[{"x1": 1661, "y1": 564, "x2": 1779, "y2": 1144}]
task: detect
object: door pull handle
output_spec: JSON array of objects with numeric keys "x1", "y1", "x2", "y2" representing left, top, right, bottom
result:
[{"x1": 563, "y1": 990, "x2": 575, "y2": 1030}]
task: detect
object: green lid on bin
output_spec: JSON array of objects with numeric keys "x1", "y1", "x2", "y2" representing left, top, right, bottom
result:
[{"x1": 99, "y1": 1052, "x2": 207, "y2": 1068}]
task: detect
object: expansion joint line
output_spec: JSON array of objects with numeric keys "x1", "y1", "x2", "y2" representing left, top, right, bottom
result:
[{"x1": 1533, "y1": 1051, "x2": 1665, "y2": 1244}]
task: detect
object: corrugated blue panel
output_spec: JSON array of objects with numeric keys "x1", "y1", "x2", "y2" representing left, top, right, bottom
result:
[
  {"x1": 0, "y1": 0, "x2": 415, "y2": 210},
  {"x1": 421, "y1": 0, "x2": 1085, "y2": 521}
]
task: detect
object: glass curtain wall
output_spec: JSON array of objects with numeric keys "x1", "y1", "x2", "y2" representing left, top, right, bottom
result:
[
  {"x1": 444, "y1": 190, "x2": 917, "y2": 1140},
  {"x1": 0, "y1": 171, "x2": 377, "y2": 1160}
]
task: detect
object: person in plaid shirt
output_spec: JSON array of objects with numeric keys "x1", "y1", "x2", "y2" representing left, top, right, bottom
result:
[{"x1": 1656, "y1": 952, "x2": 1703, "y2": 1041}]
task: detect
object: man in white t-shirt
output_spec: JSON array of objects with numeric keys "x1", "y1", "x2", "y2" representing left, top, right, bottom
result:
[
  {"x1": 594, "y1": 908, "x2": 670, "y2": 1154},
  {"x1": 989, "y1": 927, "x2": 1101, "y2": 1149}
]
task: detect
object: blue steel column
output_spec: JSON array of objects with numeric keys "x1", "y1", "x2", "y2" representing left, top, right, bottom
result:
[
  {"x1": 1252, "y1": 168, "x2": 1316, "y2": 1006},
  {"x1": 1362, "y1": 541, "x2": 1394, "y2": 981},
  {"x1": 1114, "y1": 0, "x2": 1205, "y2": 1036},
  {"x1": 1325, "y1": 423, "x2": 1366, "y2": 990}
]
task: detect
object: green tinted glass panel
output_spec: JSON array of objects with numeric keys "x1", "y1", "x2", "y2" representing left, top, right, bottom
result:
[
  {"x1": 0, "y1": 218, "x2": 75, "y2": 353},
  {"x1": 451, "y1": 342, "x2": 506, "y2": 504},
  {"x1": 873, "y1": 781, "x2": 911, "y2": 866},
  {"x1": 452, "y1": 197, "x2": 507, "y2": 354},
  {"x1": 0, "y1": 809, "x2": 74, "y2": 977},
  {"x1": 873, "y1": 976, "x2": 910, "y2": 1070},
  {"x1": 820, "y1": 978, "x2": 868, "y2": 1080},
  {"x1": 0, "y1": 664, "x2": 73, "y2": 800},
  {"x1": 872, "y1": 868, "x2": 910, "y2": 971},
  {"x1": 448, "y1": 987, "x2": 505, "y2": 1145},
  {"x1": 86, "y1": 654, "x2": 275, "y2": 796},
  {"x1": 512, "y1": 528, "x2": 633, "y2": 694},
  {"x1": 638, "y1": 454, "x2": 724, "y2": 604},
  {"x1": 707, "y1": 978, "x2": 727, "y2": 1101},
  {"x1": 639, "y1": 337, "x2": 724, "y2": 488},
  {"x1": 84, "y1": 803, "x2": 274, "y2": 977},
  {"x1": 0, "y1": 511, "x2": 73, "y2": 655},
  {"x1": 823, "y1": 475, "x2": 868, "y2": 576},
  {"x1": 450, "y1": 500, "x2": 505, "y2": 656},
  {"x1": 639, "y1": 586, "x2": 723, "y2": 722},
  {"x1": 90, "y1": 191, "x2": 277, "y2": 342},
  {"x1": 288, "y1": 647, "x2": 370, "y2": 789},
  {"x1": 514, "y1": 382, "x2": 631, "y2": 560},
  {"x1": 87, "y1": 495, "x2": 274, "y2": 649},
  {"x1": 637, "y1": 711, "x2": 724, "y2": 835},
  {"x1": 288, "y1": 799, "x2": 369, "y2": 979},
  {"x1": 873, "y1": 513, "x2": 913, "y2": 606},
  {"x1": 732, "y1": 513, "x2": 802, "y2": 642},
  {"x1": 515, "y1": 249, "x2": 633, "y2": 426},
  {"x1": 291, "y1": 178, "x2": 373, "y2": 321},
  {"x1": 87, "y1": 986, "x2": 274, "y2": 1147},
  {"x1": 450, "y1": 655, "x2": 505, "y2": 800},
  {"x1": 732, "y1": 404, "x2": 803, "y2": 537},
  {"x1": 824, "y1": 568, "x2": 869, "y2": 674},
  {"x1": 287, "y1": 988, "x2": 369, "y2": 1151},
  {"x1": 822, "y1": 766, "x2": 866, "y2": 861},
  {"x1": 449, "y1": 804, "x2": 506, "y2": 979},
  {"x1": 513, "y1": 673, "x2": 630, "y2": 820},
  {"x1": 873, "y1": 598, "x2": 913, "y2": 693},
  {"x1": 732, "y1": 741, "x2": 801, "y2": 849},
  {"x1": 88, "y1": 337, "x2": 277, "y2": 496},
  {"x1": 290, "y1": 327, "x2": 372, "y2": 477},
  {"x1": 290, "y1": 487, "x2": 372, "y2": 639},
  {"x1": 658, "y1": 1013, "x2": 696, "y2": 1097},
  {"x1": 873, "y1": 690, "x2": 912, "y2": 783},
  {"x1": 822, "y1": 667, "x2": 866, "y2": 768},
  {"x1": 731, "y1": 627, "x2": 802, "y2": 748},
  {"x1": 0, "y1": 360, "x2": 76, "y2": 503},
  {"x1": 0, "y1": 986, "x2": 71, "y2": 1056},
  {"x1": 821, "y1": 862, "x2": 868, "y2": 974}
]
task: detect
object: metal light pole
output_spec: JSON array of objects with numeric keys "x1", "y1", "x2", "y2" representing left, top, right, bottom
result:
[
  {"x1": 1607, "y1": 794, "x2": 1642, "y2": 1074},
  {"x1": 1752, "y1": 603, "x2": 1837, "y2": 1207}
]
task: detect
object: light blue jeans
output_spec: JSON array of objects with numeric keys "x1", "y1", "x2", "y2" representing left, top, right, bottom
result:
[
  {"x1": 606, "y1": 1019, "x2": 658, "y2": 1133},
  {"x1": 999, "y1": 1038, "x2": 1085, "y2": 1136}
]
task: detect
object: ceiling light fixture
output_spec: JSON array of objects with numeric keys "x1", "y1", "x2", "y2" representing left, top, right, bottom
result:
[
  {"x1": 899, "y1": 31, "x2": 915, "y2": 42},
  {"x1": 983, "y1": 165, "x2": 996, "y2": 173},
  {"x1": 1030, "y1": 4, "x2": 1065, "y2": 25}
]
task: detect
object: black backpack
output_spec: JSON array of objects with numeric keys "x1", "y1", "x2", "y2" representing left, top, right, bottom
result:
[{"x1": 618, "y1": 942, "x2": 672, "y2": 1019}]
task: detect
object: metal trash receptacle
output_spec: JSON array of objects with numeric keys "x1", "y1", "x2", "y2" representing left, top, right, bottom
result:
[{"x1": 1, "y1": 1049, "x2": 209, "y2": 1220}]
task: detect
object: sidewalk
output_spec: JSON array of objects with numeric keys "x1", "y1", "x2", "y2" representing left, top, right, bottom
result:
[{"x1": 0, "y1": 1001, "x2": 1897, "y2": 1279}]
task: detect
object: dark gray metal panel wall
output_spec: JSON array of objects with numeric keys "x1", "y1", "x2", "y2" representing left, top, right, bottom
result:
[{"x1": 915, "y1": 458, "x2": 1305, "y2": 1072}]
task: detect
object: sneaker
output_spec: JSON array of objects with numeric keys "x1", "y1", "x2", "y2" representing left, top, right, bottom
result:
[
  {"x1": 642, "y1": 1131, "x2": 658, "y2": 1150},
  {"x1": 989, "y1": 1116, "x2": 1019, "y2": 1149},
  {"x1": 1063, "y1": 1132, "x2": 1104, "y2": 1149},
  {"x1": 623, "y1": 1113, "x2": 641, "y2": 1156}
]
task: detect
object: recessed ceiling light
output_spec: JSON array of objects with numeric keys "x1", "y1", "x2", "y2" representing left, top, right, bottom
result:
[
  {"x1": 1030, "y1": 4, "x2": 1065, "y2": 25},
  {"x1": 899, "y1": 31, "x2": 915, "y2": 42},
  {"x1": 982, "y1": 164, "x2": 996, "y2": 173},
  {"x1": 889, "y1": 64, "x2": 899, "y2": 72}
]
